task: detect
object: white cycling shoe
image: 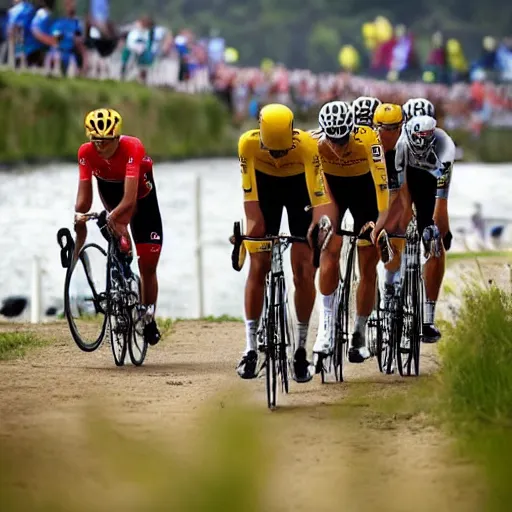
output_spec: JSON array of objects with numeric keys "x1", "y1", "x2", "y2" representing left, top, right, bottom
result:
[{"x1": 313, "y1": 314, "x2": 333, "y2": 355}]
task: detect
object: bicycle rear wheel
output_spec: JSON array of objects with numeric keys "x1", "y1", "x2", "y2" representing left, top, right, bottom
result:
[
  {"x1": 334, "y1": 238, "x2": 356, "y2": 382},
  {"x1": 64, "y1": 243, "x2": 108, "y2": 352},
  {"x1": 128, "y1": 275, "x2": 148, "y2": 366},
  {"x1": 396, "y1": 267, "x2": 421, "y2": 377},
  {"x1": 263, "y1": 275, "x2": 278, "y2": 409}
]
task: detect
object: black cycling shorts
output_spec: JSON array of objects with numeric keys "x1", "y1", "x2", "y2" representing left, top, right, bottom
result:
[
  {"x1": 406, "y1": 166, "x2": 437, "y2": 236},
  {"x1": 325, "y1": 172, "x2": 378, "y2": 235},
  {"x1": 255, "y1": 171, "x2": 311, "y2": 239},
  {"x1": 96, "y1": 171, "x2": 163, "y2": 247}
]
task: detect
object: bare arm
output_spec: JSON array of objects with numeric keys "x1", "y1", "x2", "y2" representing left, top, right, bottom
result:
[
  {"x1": 73, "y1": 179, "x2": 93, "y2": 258},
  {"x1": 108, "y1": 177, "x2": 138, "y2": 234}
]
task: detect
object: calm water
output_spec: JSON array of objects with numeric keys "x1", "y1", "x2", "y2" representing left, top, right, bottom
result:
[{"x1": 0, "y1": 159, "x2": 511, "y2": 318}]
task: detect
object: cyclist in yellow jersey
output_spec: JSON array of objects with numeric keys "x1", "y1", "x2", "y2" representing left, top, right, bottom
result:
[
  {"x1": 311, "y1": 101, "x2": 389, "y2": 364},
  {"x1": 372, "y1": 103, "x2": 409, "y2": 288},
  {"x1": 236, "y1": 104, "x2": 333, "y2": 382}
]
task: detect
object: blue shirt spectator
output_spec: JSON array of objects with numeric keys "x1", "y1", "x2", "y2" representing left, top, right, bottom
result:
[
  {"x1": 25, "y1": 7, "x2": 54, "y2": 57},
  {"x1": 7, "y1": 1, "x2": 35, "y2": 57}
]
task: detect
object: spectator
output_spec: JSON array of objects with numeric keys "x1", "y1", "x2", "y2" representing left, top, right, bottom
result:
[
  {"x1": 6, "y1": 0, "x2": 36, "y2": 67},
  {"x1": 425, "y1": 32, "x2": 448, "y2": 83},
  {"x1": 121, "y1": 15, "x2": 172, "y2": 83},
  {"x1": 25, "y1": 0, "x2": 59, "y2": 68},
  {"x1": 475, "y1": 36, "x2": 498, "y2": 77},
  {"x1": 471, "y1": 202, "x2": 486, "y2": 244},
  {"x1": 389, "y1": 24, "x2": 418, "y2": 81},
  {"x1": 50, "y1": 0, "x2": 86, "y2": 75},
  {"x1": 446, "y1": 38, "x2": 469, "y2": 83},
  {"x1": 89, "y1": 0, "x2": 114, "y2": 39},
  {"x1": 206, "y1": 28, "x2": 225, "y2": 79},
  {"x1": 174, "y1": 29, "x2": 193, "y2": 83},
  {"x1": 496, "y1": 37, "x2": 512, "y2": 82}
]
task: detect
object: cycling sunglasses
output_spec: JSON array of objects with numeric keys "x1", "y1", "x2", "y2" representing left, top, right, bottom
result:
[{"x1": 376, "y1": 122, "x2": 403, "y2": 131}]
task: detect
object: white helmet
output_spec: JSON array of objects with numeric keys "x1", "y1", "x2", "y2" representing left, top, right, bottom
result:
[
  {"x1": 352, "y1": 96, "x2": 382, "y2": 126},
  {"x1": 318, "y1": 101, "x2": 354, "y2": 139},
  {"x1": 405, "y1": 115, "x2": 437, "y2": 156},
  {"x1": 403, "y1": 98, "x2": 435, "y2": 121}
]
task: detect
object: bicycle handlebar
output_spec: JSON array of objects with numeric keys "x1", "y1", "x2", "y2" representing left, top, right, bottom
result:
[
  {"x1": 236, "y1": 234, "x2": 307, "y2": 244},
  {"x1": 75, "y1": 211, "x2": 103, "y2": 222}
]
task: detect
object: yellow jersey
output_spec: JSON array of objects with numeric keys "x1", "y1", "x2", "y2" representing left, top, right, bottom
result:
[
  {"x1": 311, "y1": 126, "x2": 389, "y2": 212},
  {"x1": 238, "y1": 128, "x2": 330, "y2": 207}
]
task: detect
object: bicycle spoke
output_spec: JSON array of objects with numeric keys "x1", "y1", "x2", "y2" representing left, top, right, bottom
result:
[{"x1": 64, "y1": 243, "x2": 108, "y2": 352}]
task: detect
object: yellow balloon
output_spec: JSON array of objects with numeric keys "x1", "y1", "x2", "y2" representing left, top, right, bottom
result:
[
  {"x1": 338, "y1": 45, "x2": 360, "y2": 71},
  {"x1": 374, "y1": 15, "x2": 393, "y2": 42},
  {"x1": 362, "y1": 22, "x2": 376, "y2": 39},
  {"x1": 224, "y1": 47, "x2": 239, "y2": 63}
]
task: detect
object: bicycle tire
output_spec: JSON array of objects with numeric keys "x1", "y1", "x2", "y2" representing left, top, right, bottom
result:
[
  {"x1": 64, "y1": 243, "x2": 108, "y2": 352},
  {"x1": 410, "y1": 265, "x2": 422, "y2": 376},
  {"x1": 128, "y1": 274, "x2": 148, "y2": 366},
  {"x1": 334, "y1": 237, "x2": 357, "y2": 382},
  {"x1": 107, "y1": 256, "x2": 129, "y2": 367},
  {"x1": 277, "y1": 275, "x2": 289, "y2": 394},
  {"x1": 264, "y1": 274, "x2": 278, "y2": 409}
]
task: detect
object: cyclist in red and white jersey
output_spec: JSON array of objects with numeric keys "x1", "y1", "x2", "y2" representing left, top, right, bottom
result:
[{"x1": 74, "y1": 108, "x2": 163, "y2": 345}]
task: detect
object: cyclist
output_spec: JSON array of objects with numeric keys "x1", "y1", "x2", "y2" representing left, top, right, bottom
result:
[
  {"x1": 74, "y1": 108, "x2": 163, "y2": 346},
  {"x1": 311, "y1": 101, "x2": 389, "y2": 364},
  {"x1": 372, "y1": 103, "x2": 408, "y2": 277},
  {"x1": 236, "y1": 103, "x2": 333, "y2": 382},
  {"x1": 402, "y1": 97, "x2": 435, "y2": 122},
  {"x1": 352, "y1": 96, "x2": 382, "y2": 128},
  {"x1": 382, "y1": 114, "x2": 455, "y2": 342}
]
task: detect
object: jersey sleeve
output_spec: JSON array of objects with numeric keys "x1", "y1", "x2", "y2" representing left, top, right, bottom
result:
[
  {"x1": 365, "y1": 133, "x2": 389, "y2": 212},
  {"x1": 31, "y1": 8, "x2": 50, "y2": 33},
  {"x1": 392, "y1": 140, "x2": 407, "y2": 190},
  {"x1": 238, "y1": 132, "x2": 259, "y2": 202},
  {"x1": 301, "y1": 134, "x2": 330, "y2": 208},
  {"x1": 435, "y1": 131, "x2": 456, "y2": 199},
  {"x1": 78, "y1": 144, "x2": 92, "y2": 181},
  {"x1": 125, "y1": 138, "x2": 145, "y2": 179}
]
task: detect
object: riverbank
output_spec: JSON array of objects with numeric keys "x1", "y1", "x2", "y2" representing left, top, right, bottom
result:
[
  {"x1": 0, "y1": 70, "x2": 237, "y2": 164},
  {"x1": 1, "y1": 70, "x2": 511, "y2": 165}
]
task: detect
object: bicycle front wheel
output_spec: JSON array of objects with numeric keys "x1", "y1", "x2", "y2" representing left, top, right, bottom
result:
[
  {"x1": 64, "y1": 243, "x2": 108, "y2": 352},
  {"x1": 264, "y1": 276, "x2": 278, "y2": 409},
  {"x1": 128, "y1": 275, "x2": 148, "y2": 366},
  {"x1": 107, "y1": 259, "x2": 129, "y2": 367},
  {"x1": 277, "y1": 275, "x2": 289, "y2": 394}
]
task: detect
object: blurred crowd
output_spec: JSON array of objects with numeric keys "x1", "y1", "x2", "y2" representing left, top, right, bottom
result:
[{"x1": 0, "y1": 2, "x2": 511, "y2": 135}]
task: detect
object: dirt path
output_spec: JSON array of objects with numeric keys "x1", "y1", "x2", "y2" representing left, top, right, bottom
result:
[
  {"x1": 4, "y1": 255, "x2": 508, "y2": 510},
  {"x1": 0, "y1": 316, "x2": 485, "y2": 511}
]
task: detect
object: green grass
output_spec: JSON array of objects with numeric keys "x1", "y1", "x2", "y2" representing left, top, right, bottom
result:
[
  {"x1": 447, "y1": 250, "x2": 512, "y2": 262},
  {"x1": 0, "y1": 331, "x2": 46, "y2": 360},
  {"x1": 0, "y1": 69, "x2": 236, "y2": 164},
  {"x1": 439, "y1": 286, "x2": 512, "y2": 510},
  {"x1": 200, "y1": 314, "x2": 244, "y2": 323}
]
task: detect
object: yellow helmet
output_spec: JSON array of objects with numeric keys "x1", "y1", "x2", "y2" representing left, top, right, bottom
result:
[
  {"x1": 259, "y1": 104, "x2": 294, "y2": 150},
  {"x1": 373, "y1": 103, "x2": 403, "y2": 127},
  {"x1": 84, "y1": 108, "x2": 122, "y2": 139}
]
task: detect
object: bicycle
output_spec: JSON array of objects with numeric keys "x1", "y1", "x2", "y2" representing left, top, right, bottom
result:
[
  {"x1": 383, "y1": 217, "x2": 426, "y2": 376},
  {"x1": 231, "y1": 221, "x2": 310, "y2": 409},
  {"x1": 57, "y1": 211, "x2": 148, "y2": 367}
]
